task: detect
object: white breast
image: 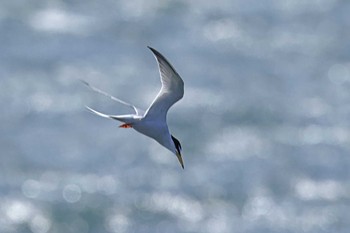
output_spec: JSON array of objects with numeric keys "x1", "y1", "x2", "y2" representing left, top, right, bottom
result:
[{"x1": 132, "y1": 119, "x2": 174, "y2": 153}]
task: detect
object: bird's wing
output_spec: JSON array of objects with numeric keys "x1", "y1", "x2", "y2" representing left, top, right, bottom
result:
[
  {"x1": 144, "y1": 47, "x2": 184, "y2": 121},
  {"x1": 81, "y1": 79, "x2": 145, "y2": 116}
]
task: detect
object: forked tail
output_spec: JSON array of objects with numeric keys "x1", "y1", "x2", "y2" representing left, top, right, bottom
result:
[{"x1": 85, "y1": 106, "x2": 139, "y2": 123}]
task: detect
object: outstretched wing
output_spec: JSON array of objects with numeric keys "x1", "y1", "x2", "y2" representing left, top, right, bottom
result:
[
  {"x1": 81, "y1": 79, "x2": 144, "y2": 116},
  {"x1": 144, "y1": 47, "x2": 184, "y2": 121}
]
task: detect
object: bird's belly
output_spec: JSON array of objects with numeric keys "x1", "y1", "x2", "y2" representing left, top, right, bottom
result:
[{"x1": 133, "y1": 121, "x2": 169, "y2": 143}]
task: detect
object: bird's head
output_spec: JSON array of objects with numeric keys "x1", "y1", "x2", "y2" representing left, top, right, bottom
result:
[{"x1": 171, "y1": 135, "x2": 184, "y2": 169}]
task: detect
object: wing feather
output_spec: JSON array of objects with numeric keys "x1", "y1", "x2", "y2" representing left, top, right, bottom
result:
[{"x1": 144, "y1": 47, "x2": 184, "y2": 121}]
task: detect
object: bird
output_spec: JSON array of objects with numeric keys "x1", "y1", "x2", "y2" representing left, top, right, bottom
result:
[{"x1": 83, "y1": 46, "x2": 185, "y2": 169}]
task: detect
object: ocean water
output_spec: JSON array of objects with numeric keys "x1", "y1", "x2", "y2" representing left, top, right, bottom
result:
[{"x1": 1, "y1": 0, "x2": 350, "y2": 232}]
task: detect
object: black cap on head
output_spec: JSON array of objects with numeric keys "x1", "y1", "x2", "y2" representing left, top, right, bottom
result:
[{"x1": 171, "y1": 135, "x2": 182, "y2": 154}]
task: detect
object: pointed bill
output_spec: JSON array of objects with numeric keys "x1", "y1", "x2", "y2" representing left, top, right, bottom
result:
[{"x1": 176, "y1": 152, "x2": 185, "y2": 169}]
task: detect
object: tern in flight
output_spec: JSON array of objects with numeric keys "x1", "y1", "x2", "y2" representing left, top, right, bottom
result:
[{"x1": 83, "y1": 47, "x2": 185, "y2": 169}]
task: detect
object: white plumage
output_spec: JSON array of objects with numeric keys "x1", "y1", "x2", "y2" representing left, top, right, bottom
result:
[{"x1": 84, "y1": 47, "x2": 185, "y2": 169}]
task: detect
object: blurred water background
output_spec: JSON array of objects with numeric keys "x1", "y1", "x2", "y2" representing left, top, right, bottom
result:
[{"x1": 1, "y1": 0, "x2": 350, "y2": 232}]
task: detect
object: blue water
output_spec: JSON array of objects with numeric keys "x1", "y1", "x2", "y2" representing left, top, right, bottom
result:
[{"x1": 1, "y1": 1, "x2": 350, "y2": 232}]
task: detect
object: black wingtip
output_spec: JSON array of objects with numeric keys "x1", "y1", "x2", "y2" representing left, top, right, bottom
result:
[{"x1": 148, "y1": 46, "x2": 164, "y2": 56}]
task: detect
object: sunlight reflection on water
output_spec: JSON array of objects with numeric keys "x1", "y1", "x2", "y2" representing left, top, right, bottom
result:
[{"x1": 1, "y1": 0, "x2": 350, "y2": 232}]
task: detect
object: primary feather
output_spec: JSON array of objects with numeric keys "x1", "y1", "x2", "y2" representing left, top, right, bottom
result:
[{"x1": 144, "y1": 46, "x2": 184, "y2": 121}]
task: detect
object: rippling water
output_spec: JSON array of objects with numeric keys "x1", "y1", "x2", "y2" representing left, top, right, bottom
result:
[{"x1": 1, "y1": 1, "x2": 350, "y2": 232}]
